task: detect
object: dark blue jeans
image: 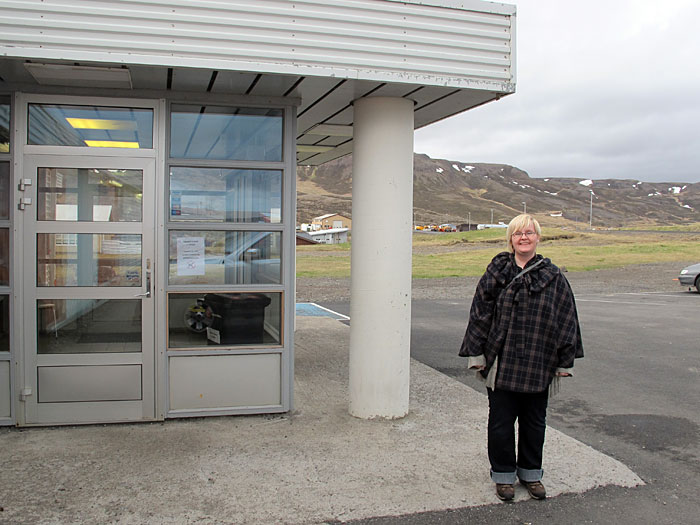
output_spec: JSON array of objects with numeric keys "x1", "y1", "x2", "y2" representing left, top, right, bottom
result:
[{"x1": 487, "y1": 387, "x2": 549, "y2": 484}]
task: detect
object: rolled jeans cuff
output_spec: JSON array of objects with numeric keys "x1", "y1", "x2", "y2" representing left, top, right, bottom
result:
[
  {"x1": 490, "y1": 469, "x2": 517, "y2": 484},
  {"x1": 517, "y1": 467, "x2": 543, "y2": 482}
]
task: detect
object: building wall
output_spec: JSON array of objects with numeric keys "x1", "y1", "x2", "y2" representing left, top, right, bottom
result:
[
  {"x1": 309, "y1": 230, "x2": 348, "y2": 244},
  {"x1": 311, "y1": 214, "x2": 352, "y2": 230}
]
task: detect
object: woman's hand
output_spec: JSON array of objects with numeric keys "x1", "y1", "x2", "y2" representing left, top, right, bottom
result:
[
  {"x1": 470, "y1": 365, "x2": 486, "y2": 371},
  {"x1": 555, "y1": 371, "x2": 571, "y2": 377}
]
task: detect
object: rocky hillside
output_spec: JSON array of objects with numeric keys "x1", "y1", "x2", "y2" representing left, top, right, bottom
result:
[{"x1": 297, "y1": 153, "x2": 700, "y2": 228}]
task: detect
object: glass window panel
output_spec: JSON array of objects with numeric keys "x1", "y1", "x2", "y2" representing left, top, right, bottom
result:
[
  {"x1": 168, "y1": 292, "x2": 281, "y2": 349},
  {"x1": 170, "y1": 167, "x2": 281, "y2": 223},
  {"x1": 0, "y1": 98, "x2": 8, "y2": 153},
  {"x1": 37, "y1": 299, "x2": 141, "y2": 354},
  {"x1": 28, "y1": 104, "x2": 153, "y2": 149},
  {"x1": 0, "y1": 295, "x2": 9, "y2": 353},
  {"x1": 37, "y1": 233, "x2": 141, "y2": 287},
  {"x1": 168, "y1": 230, "x2": 280, "y2": 286},
  {"x1": 0, "y1": 228, "x2": 8, "y2": 287},
  {"x1": 170, "y1": 105, "x2": 282, "y2": 161},
  {"x1": 37, "y1": 167, "x2": 143, "y2": 222},
  {"x1": 0, "y1": 162, "x2": 9, "y2": 219}
]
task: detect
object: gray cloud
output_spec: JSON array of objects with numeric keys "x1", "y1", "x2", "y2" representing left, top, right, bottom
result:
[{"x1": 414, "y1": 0, "x2": 700, "y2": 183}]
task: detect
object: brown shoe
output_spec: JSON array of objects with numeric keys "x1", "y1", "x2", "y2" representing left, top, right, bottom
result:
[
  {"x1": 495, "y1": 483, "x2": 514, "y2": 501},
  {"x1": 520, "y1": 480, "x2": 546, "y2": 500}
]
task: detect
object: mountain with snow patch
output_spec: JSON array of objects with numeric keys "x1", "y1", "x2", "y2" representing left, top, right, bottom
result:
[{"x1": 297, "y1": 153, "x2": 699, "y2": 227}]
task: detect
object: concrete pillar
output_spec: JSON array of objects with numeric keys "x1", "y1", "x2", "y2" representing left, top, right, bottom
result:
[{"x1": 349, "y1": 96, "x2": 414, "y2": 419}]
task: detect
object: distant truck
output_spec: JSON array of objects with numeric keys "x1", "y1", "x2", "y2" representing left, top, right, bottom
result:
[
  {"x1": 477, "y1": 223, "x2": 508, "y2": 230},
  {"x1": 439, "y1": 224, "x2": 457, "y2": 232}
]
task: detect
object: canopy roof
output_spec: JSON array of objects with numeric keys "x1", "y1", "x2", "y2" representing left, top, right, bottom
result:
[{"x1": 0, "y1": 0, "x2": 516, "y2": 165}]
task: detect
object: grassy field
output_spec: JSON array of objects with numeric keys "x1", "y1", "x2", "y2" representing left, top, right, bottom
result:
[
  {"x1": 618, "y1": 222, "x2": 700, "y2": 232},
  {"x1": 297, "y1": 228, "x2": 700, "y2": 278}
]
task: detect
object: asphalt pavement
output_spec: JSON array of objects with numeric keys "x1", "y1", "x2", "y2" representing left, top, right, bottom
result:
[{"x1": 320, "y1": 287, "x2": 700, "y2": 524}]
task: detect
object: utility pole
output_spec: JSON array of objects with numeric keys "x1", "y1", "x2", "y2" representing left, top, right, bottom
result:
[
  {"x1": 522, "y1": 201, "x2": 526, "y2": 214},
  {"x1": 490, "y1": 208, "x2": 494, "y2": 224},
  {"x1": 468, "y1": 211, "x2": 471, "y2": 231},
  {"x1": 589, "y1": 191, "x2": 593, "y2": 230}
]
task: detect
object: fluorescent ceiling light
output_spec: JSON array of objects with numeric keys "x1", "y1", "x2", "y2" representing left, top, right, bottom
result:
[
  {"x1": 67, "y1": 118, "x2": 138, "y2": 130},
  {"x1": 297, "y1": 145, "x2": 334, "y2": 153},
  {"x1": 24, "y1": 63, "x2": 132, "y2": 88},
  {"x1": 306, "y1": 124, "x2": 353, "y2": 137},
  {"x1": 84, "y1": 140, "x2": 140, "y2": 148}
]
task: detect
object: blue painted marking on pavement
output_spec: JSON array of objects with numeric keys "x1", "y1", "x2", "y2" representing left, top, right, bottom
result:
[{"x1": 295, "y1": 303, "x2": 349, "y2": 320}]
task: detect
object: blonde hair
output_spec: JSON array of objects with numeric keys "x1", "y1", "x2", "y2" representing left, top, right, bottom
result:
[{"x1": 506, "y1": 214, "x2": 541, "y2": 253}]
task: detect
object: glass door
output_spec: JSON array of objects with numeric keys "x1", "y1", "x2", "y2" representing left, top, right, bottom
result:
[{"x1": 22, "y1": 155, "x2": 155, "y2": 424}]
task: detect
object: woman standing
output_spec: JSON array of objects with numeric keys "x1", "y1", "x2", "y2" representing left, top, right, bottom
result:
[{"x1": 459, "y1": 214, "x2": 583, "y2": 502}]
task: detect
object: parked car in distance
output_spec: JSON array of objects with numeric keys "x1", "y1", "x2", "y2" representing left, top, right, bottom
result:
[{"x1": 677, "y1": 263, "x2": 700, "y2": 293}]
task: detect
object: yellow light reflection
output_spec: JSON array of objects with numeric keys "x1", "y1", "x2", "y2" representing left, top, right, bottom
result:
[
  {"x1": 0, "y1": 143, "x2": 8, "y2": 153},
  {"x1": 84, "y1": 140, "x2": 140, "y2": 148},
  {"x1": 66, "y1": 118, "x2": 137, "y2": 130}
]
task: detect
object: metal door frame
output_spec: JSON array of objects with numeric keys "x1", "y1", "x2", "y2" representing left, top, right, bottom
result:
[{"x1": 14, "y1": 93, "x2": 162, "y2": 426}]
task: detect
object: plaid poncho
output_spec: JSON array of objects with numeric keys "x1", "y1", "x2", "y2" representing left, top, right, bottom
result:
[{"x1": 459, "y1": 252, "x2": 583, "y2": 393}]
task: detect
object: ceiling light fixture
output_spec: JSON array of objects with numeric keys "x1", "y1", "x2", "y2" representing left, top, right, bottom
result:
[
  {"x1": 67, "y1": 118, "x2": 138, "y2": 130},
  {"x1": 24, "y1": 63, "x2": 133, "y2": 89},
  {"x1": 84, "y1": 140, "x2": 140, "y2": 148}
]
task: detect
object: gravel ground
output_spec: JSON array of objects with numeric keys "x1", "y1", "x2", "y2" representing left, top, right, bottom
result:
[{"x1": 296, "y1": 260, "x2": 697, "y2": 303}]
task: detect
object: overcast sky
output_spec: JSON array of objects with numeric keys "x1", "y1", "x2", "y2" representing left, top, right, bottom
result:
[{"x1": 413, "y1": 0, "x2": 700, "y2": 183}]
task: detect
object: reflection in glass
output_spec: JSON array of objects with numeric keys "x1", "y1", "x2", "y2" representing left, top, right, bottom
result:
[
  {"x1": 0, "y1": 99, "x2": 8, "y2": 153},
  {"x1": 37, "y1": 168, "x2": 143, "y2": 222},
  {"x1": 28, "y1": 104, "x2": 153, "y2": 149},
  {"x1": 0, "y1": 295, "x2": 8, "y2": 352},
  {"x1": 37, "y1": 233, "x2": 141, "y2": 287},
  {"x1": 0, "y1": 228, "x2": 8, "y2": 287},
  {"x1": 170, "y1": 105, "x2": 282, "y2": 161},
  {"x1": 0, "y1": 163, "x2": 8, "y2": 220},
  {"x1": 37, "y1": 299, "x2": 141, "y2": 354},
  {"x1": 168, "y1": 231, "x2": 281, "y2": 285},
  {"x1": 170, "y1": 167, "x2": 281, "y2": 223},
  {"x1": 37, "y1": 167, "x2": 143, "y2": 222},
  {"x1": 168, "y1": 292, "x2": 281, "y2": 349}
]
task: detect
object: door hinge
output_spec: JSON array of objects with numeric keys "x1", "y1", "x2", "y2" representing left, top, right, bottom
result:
[
  {"x1": 20, "y1": 388, "x2": 33, "y2": 401},
  {"x1": 18, "y1": 197, "x2": 33, "y2": 210}
]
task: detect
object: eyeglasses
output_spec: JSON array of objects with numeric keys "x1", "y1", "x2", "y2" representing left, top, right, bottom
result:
[{"x1": 511, "y1": 231, "x2": 537, "y2": 238}]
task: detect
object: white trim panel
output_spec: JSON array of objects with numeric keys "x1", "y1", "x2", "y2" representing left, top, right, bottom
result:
[{"x1": 168, "y1": 354, "x2": 282, "y2": 411}]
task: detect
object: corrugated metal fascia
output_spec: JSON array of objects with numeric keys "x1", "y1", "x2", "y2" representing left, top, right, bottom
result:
[{"x1": 0, "y1": 0, "x2": 513, "y2": 90}]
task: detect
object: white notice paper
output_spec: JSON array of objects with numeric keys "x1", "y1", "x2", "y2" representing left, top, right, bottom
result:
[
  {"x1": 177, "y1": 237, "x2": 205, "y2": 276},
  {"x1": 206, "y1": 327, "x2": 221, "y2": 344}
]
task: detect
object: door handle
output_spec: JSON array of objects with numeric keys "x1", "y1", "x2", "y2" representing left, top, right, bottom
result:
[{"x1": 134, "y1": 258, "x2": 151, "y2": 298}]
